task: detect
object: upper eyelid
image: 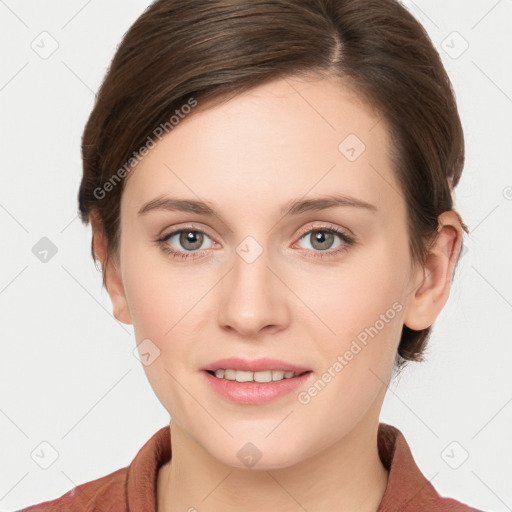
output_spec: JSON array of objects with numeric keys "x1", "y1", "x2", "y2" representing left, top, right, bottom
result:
[
  {"x1": 160, "y1": 224, "x2": 216, "y2": 243},
  {"x1": 295, "y1": 223, "x2": 353, "y2": 240}
]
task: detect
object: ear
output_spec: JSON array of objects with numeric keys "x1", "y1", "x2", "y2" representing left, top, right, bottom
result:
[
  {"x1": 404, "y1": 210, "x2": 463, "y2": 331},
  {"x1": 90, "y1": 212, "x2": 132, "y2": 325}
]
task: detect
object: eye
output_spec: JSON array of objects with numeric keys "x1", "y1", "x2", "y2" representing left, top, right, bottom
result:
[
  {"x1": 295, "y1": 226, "x2": 354, "y2": 258},
  {"x1": 157, "y1": 227, "x2": 215, "y2": 260}
]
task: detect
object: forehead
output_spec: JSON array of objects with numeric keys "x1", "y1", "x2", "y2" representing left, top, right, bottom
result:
[{"x1": 122, "y1": 75, "x2": 403, "y2": 220}]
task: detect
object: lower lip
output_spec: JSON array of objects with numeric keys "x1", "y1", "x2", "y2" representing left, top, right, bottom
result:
[{"x1": 202, "y1": 370, "x2": 313, "y2": 405}]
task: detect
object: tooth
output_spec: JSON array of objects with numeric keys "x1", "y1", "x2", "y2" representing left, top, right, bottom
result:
[
  {"x1": 213, "y1": 369, "x2": 304, "y2": 382},
  {"x1": 224, "y1": 369, "x2": 236, "y2": 380},
  {"x1": 254, "y1": 370, "x2": 272, "y2": 382},
  {"x1": 235, "y1": 370, "x2": 254, "y2": 382},
  {"x1": 272, "y1": 370, "x2": 285, "y2": 381}
]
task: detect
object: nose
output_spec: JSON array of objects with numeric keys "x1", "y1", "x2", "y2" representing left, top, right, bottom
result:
[{"x1": 217, "y1": 244, "x2": 290, "y2": 337}]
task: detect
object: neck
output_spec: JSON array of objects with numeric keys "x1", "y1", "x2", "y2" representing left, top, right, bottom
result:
[{"x1": 157, "y1": 417, "x2": 389, "y2": 512}]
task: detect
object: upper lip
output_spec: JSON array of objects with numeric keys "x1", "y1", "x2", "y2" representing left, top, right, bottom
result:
[{"x1": 201, "y1": 357, "x2": 311, "y2": 373}]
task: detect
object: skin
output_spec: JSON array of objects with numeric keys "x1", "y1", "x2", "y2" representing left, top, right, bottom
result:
[{"x1": 91, "y1": 74, "x2": 463, "y2": 511}]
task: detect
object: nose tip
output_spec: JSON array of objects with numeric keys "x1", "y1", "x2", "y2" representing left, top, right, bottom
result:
[{"x1": 217, "y1": 249, "x2": 289, "y2": 337}]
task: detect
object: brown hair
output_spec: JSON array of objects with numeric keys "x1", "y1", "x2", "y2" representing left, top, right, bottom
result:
[{"x1": 78, "y1": 0, "x2": 467, "y2": 371}]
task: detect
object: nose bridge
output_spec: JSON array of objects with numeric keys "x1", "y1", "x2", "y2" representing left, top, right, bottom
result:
[{"x1": 217, "y1": 234, "x2": 288, "y2": 335}]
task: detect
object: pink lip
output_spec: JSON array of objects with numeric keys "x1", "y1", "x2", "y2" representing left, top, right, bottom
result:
[
  {"x1": 202, "y1": 370, "x2": 313, "y2": 405},
  {"x1": 201, "y1": 357, "x2": 311, "y2": 373}
]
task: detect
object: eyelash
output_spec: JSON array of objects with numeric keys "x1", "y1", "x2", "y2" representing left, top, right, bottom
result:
[{"x1": 156, "y1": 225, "x2": 355, "y2": 261}]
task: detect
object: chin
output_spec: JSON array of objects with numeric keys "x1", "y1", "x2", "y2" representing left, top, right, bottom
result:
[{"x1": 205, "y1": 435, "x2": 308, "y2": 471}]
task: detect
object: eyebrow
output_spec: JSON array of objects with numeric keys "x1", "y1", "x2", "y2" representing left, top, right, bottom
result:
[{"x1": 137, "y1": 193, "x2": 377, "y2": 218}]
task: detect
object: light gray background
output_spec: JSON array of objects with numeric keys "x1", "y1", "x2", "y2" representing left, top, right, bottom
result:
[{"x1": 1, "y1": 1, "x2": 511, "y2": 511}]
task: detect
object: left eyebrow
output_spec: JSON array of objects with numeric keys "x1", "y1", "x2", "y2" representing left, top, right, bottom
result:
[
  {"x1": 137, "y1": 193, "x2": 378, "y2": 218},
  {"x1": 279, "y1": 193, "x2": 378, "y2": 216}
]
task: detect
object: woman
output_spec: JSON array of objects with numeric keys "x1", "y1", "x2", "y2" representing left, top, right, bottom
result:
[{"x1": 21, "y1": 0, "x2": 482, "y2": 510}]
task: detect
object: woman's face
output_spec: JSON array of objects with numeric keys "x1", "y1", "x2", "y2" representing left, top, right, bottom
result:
[{"x1": 115, "y1": 75, "x2": 419, "y2": 468}]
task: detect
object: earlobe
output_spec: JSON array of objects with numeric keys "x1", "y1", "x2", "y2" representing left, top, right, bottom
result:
[
  {"x1": 90, "y1": 213, "x2": 133, "y2": 326},
  {"x1": 404, "y1": 211, "x2": 463, "y2": 331}
]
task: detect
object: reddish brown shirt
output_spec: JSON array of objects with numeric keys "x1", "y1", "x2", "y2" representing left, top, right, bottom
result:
[{"x1": 20, "y1": 422, "x2": 481, "y2": 511}]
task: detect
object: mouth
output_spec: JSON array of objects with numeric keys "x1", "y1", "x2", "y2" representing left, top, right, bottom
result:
[{"x1": 201, "y1": 358, "x2": 313, "y2": 405}]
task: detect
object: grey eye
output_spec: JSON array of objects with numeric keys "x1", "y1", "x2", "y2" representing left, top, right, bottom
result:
[
  {"x1": 166, "y1": 230, "x2": 213, "y2": 251},
  {"x1": 297, "y1": 230, "x2": 344, "y2": 251}
]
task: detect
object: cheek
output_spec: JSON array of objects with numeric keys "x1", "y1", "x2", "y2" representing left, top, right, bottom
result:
[
  {"x1": 121, "y1": 242, "x2": 218, "y2": 388},
  {"x1": 300, "y1": 244, "x2": 409, "y2": 345},
  {"x1": 292, "y1": 246, "x2": 408, "y2": 395},
  {"x1": 121, "y1": 236, "x2": 209, "y2": 341},
  {"x1": 122, "y1": 259, "x2": 210, "y2": 425}
]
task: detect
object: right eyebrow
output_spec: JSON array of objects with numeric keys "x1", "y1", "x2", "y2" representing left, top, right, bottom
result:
[{"x1": 138, "y1": 197, "x2": 217, "y2": 216}]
